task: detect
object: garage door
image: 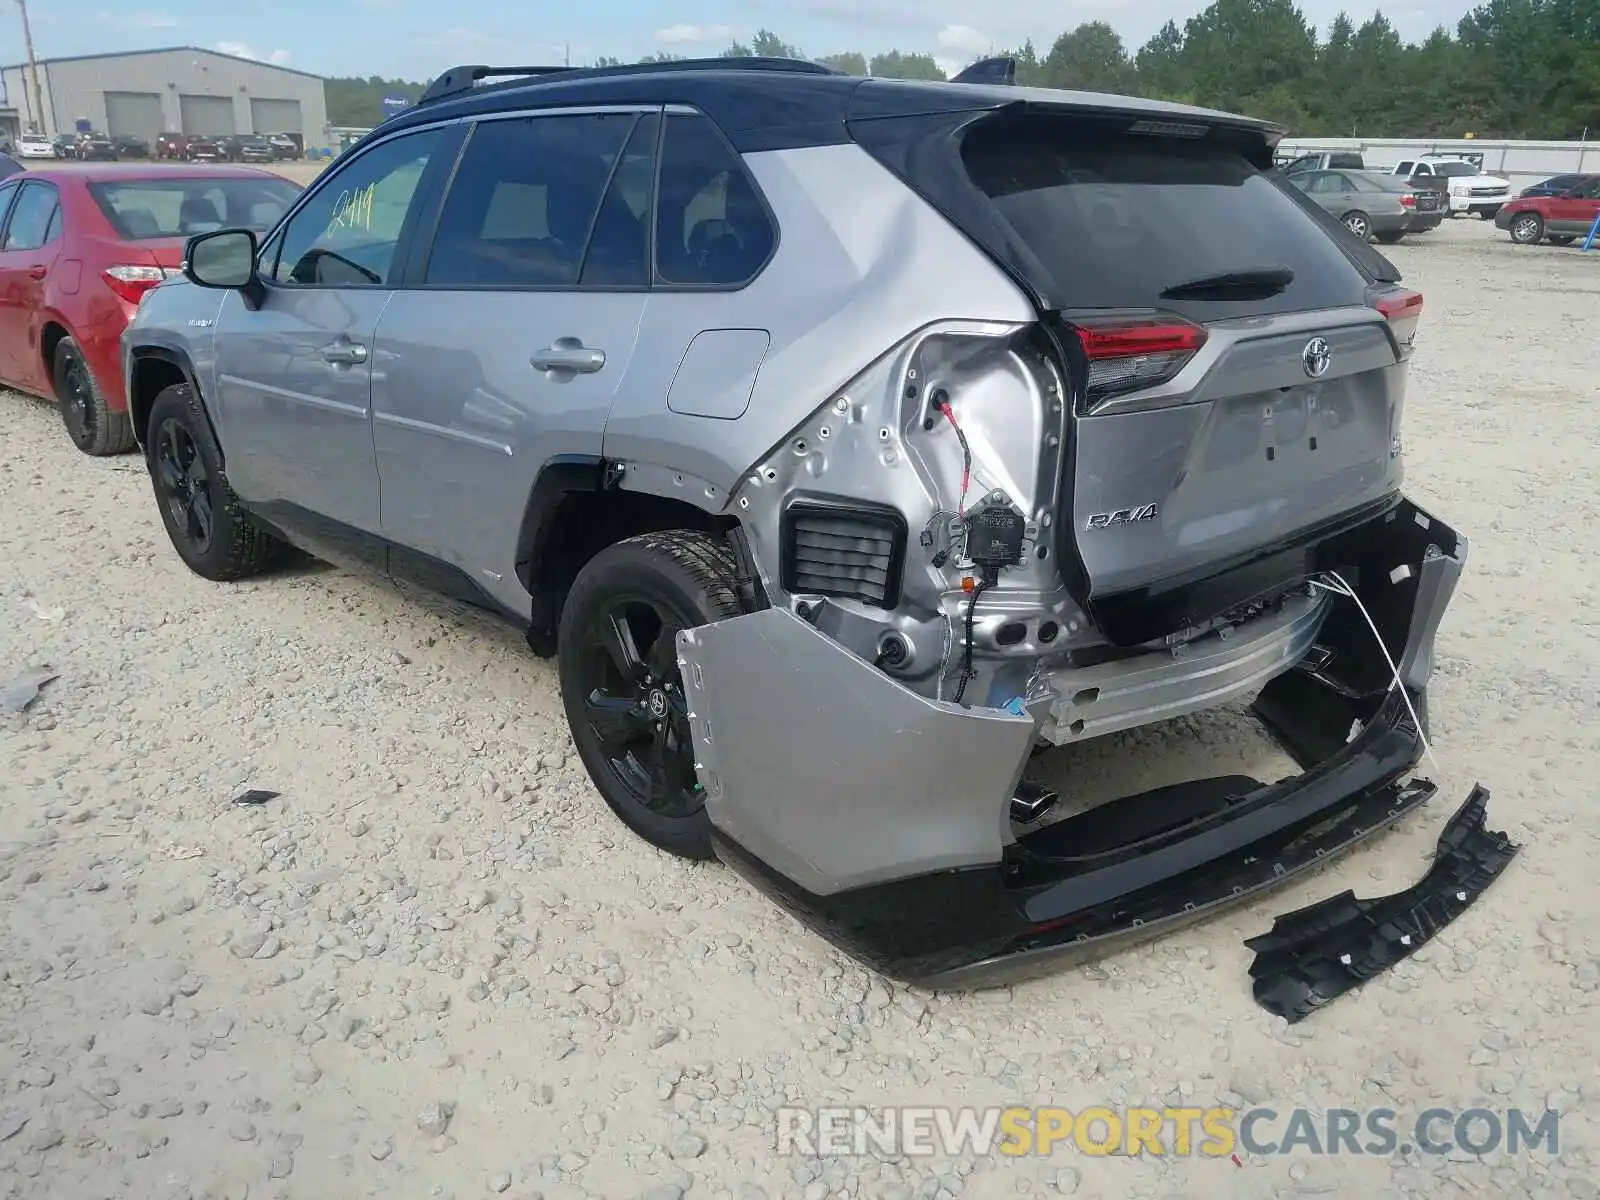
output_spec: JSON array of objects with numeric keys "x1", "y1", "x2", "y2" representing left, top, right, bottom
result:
[
  {"x1": 249, "y1": 98, "x2": 302, "y2": 136},
  {"x1": 104, "y1": 91, "x2": 163, "y2": 145},
  {"x1": 178, "y1": 94, "x2": 236, "y2": 137}
]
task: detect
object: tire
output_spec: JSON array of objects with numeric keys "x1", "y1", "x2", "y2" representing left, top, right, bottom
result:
[
  {"x1": 1341, "y1": 211, "x2": 1372, "y2": 241},
  {"x1": 144, "y1": 383, "x2": 285, "y2": 581},
  {"x1": 1509, "y1": 212, "x2": 1544, "y2": 245},
  {"x1": 1548, "y1": 235, "x2": 1575, "y2": 246},
  {"x1": 558, "y1": 530, "x2": 745, "y2": 860},
  {"x1": 1375, "y1": 230, "x2": 1405, "y2": 244},
  {"x1": 53, "y1": 336, "x2": 134, "y2": 456}
]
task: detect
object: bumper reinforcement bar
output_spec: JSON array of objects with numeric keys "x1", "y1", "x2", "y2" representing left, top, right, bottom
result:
[{"x1": 1243, "y1": 784, "x2": 1519, "y2": 1023}]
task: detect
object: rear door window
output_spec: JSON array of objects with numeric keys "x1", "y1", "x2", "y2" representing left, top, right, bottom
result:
[{"x1": 955, "y1": 117, "x2": 1375, "y2": 321}]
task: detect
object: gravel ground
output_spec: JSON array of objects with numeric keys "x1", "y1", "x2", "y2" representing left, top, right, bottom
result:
[{"x1": 1, "y1": 216, "x2": 1596, "y2": 1200}]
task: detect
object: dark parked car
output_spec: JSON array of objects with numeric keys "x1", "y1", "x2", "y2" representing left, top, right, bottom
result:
[
  {"x1": 265, "y1": 133, "x2": 301, "y2": 160},
  {"x1": 185, "y1": 136, "x2": 225, "y2": 162},
  {"x1": 156, "y1": 132, "x2": 189, "y2": 160},
  {"x1": 112, "y1": 135, "x2": 151, "y2": 159},
  {"x1": 51, "y1": 134, "x2": 78, "y2": 159},
  {"x1": 74, "y1": 132, "x2": 119, "y2": 162},
  {"x1": 230, "y1": 136, "x2": 276, "y2": 163},
  {"x1": 1288, "y1": 168, "x2": 1443, "y2": 242},
  {"x1": 1518, "y1": 173, "x2": 1591, "y2": 199}
]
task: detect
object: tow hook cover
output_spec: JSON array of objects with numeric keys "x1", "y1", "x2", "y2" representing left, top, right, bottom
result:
[{"x1": 1243, "y1": 783, "x2": 1519, "y2": 1023}]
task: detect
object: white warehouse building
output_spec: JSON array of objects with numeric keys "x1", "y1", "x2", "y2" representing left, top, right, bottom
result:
[{"x1": 0, "y1": 46, "x2": 329, "y2": 152}]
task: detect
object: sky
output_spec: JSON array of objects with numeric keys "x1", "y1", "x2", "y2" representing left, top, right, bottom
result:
[{"x1": 5, "y1": 0, "x2": 1475, "y2": 82}]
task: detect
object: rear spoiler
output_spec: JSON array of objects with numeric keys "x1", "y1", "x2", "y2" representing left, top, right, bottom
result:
[{"x1": 951, "y1": 56, "x2": 1017, "y2": 86}]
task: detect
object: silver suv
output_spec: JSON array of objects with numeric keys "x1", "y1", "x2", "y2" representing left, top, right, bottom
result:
[{"x1": 122, "y1": 57, "x2": 1468, "y2": 987}]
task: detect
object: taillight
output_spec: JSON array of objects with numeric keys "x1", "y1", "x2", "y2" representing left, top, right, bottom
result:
[
  {"x1": 103, "y1": 265, "x2": 169, "y2": 306},
  {"x1": 1370, "y1": 286, "x2": 1424, "y2": 353},
  {"x1": 1399, "y1": 193, "x2": 1416, "y2": 208},
  {"x1": 1071, "y1": 315, "x2": 1208, "y2": 406}
]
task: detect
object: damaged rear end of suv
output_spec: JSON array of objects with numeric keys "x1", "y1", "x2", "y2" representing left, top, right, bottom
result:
[{"x1": 669, "y1": 79, "x2": 1466, "y2": 987}]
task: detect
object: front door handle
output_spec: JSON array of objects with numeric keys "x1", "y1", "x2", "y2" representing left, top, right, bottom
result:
[
  {"x1": 530, "y1": 338, "x2": 605, "y2": 375},
  {"x1": 321, "y1": 339, "x2": 368, "y2": 365}
]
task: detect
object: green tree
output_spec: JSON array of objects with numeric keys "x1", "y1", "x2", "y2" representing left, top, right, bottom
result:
[
  {"x1": 1040, "y1": 22, "x2": 1133, "y2": 92},
  {"x1": 868, "y1": 51, "x2": 945, "y2": 80},
  {"x1": 819, "y1": 52, "x2": 869, "y2": 76}
]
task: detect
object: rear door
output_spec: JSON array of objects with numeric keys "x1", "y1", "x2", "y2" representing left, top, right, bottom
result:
[
  {"x1": 370, "y1": 107, "x2": 655, "y2": 601},
  {"x1": 935, "y1": 114, "x2": 1414, "y2": 639},
  {"x1": 0, "y1": 180, "x2": 63, "y2": 390}
]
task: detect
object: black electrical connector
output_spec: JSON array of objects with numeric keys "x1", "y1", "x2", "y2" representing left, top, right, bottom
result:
[{"x1": 966, "y1": 503, "x2": 1026, "y2": 571}]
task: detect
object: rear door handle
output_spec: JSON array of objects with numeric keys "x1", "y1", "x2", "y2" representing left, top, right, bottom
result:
[
  {"x1": 530, "y1": 339, "x2": 605, "y2": 375},
  {"x1": 321, "y1": 339, "x2": 368, "y2": 365}
]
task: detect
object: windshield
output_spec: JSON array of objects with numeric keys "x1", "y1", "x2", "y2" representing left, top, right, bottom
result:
[
  {"x1": 1432, "y1": 162, "x2": 1480, "y2": 177},
  {"x1": 88, "y1": 177, "x2": 302, "y2": 239}
]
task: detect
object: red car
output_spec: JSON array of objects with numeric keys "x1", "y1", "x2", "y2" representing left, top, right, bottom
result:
[
  {"x1": 1494, "y1": 174, "x2": 1600, "y2": 246},
  {"x1": 0, "y1": 163, "x2": 301, "y2": 454}
]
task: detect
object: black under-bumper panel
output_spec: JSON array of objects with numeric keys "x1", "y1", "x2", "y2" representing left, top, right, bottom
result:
[{"x1": 1244, "y1": 784, "x2": 1519, "y2": 1023}]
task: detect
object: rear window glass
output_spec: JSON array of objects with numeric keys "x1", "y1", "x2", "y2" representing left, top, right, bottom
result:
[
  {"x1": 88, "y1": 177, "x2": 301, "y2": 239},
  {"x1": 957, "y1": 118, "x2": 1376, "y2": 319}
]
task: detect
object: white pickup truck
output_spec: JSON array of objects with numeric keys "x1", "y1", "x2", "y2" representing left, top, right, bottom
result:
[{"x1": 1390, "y1": 155, "x2": 1512, "y2": 218}]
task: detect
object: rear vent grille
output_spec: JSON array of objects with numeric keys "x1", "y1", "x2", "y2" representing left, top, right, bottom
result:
[{"x1": 780, "y1": 501, "x2": 906, "y2": 609}]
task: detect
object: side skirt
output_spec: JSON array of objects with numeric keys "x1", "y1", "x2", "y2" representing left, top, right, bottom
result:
[{"x1": 245, "y1": 500, "x2": 529, "y2": 629}]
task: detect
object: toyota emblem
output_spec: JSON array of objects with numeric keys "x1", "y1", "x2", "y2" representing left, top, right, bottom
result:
[{"x1": 1302, "y1": 336, "x2": 1332, "y2": 379}]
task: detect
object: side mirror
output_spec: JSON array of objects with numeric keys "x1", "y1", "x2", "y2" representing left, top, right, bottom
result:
[{"x1": 184, "y1": 228, "x2": 265, "y2": 309}]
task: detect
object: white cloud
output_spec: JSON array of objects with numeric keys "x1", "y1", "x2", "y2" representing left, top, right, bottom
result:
[
  {"x1": 936, "y1": 24, "x2": 994, "y2": 58},
  {"x1": 213, "y1": 41, "x2": 292, "y2": 66},
  {"x1": 654, "y1": 23, "x2": 740, "y2": 45}
]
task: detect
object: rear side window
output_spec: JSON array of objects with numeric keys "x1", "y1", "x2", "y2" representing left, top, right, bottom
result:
[
  {"x1": 654, "y1": 113, "x2": 775, "y2": 287},
  {"x1": 956, "y1": 118, "x2": 1375, "y2": 320},
  {"x1": 88, "y1": 179, "x2": 301, "y2": 239},
  {"x1": 425, "y1": 112, "x2": 641, "y2": 287}
]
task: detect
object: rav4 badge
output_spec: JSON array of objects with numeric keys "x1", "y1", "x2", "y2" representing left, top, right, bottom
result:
[{"x1": 1085, "y1": 503, "x2": 1159, "y2": 531}]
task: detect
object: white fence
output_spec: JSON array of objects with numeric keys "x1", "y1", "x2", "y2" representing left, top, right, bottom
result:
[{"x1": 1273, "y1": 137, "x2": 1598, "y2": 192}]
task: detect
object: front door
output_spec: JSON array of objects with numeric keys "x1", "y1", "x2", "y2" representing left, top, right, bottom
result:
[
  {"x1": 209, "y1": 124, "x2": 451, "y2": 535},
  {"x1": 371, "y1": 109, "x2": 656, "y2": 608},
  {"x1": 0, "y1": 180, "x2": 62, "y2": 390}
]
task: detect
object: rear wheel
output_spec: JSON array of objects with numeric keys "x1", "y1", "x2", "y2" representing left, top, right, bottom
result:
[
  {"x1": 1509, "y1": 212, "x2": 1544, "y2": 245},
  {"x1": 53, "y1": 336, "x2": 134, "y2": 456},
  {"x1": 557, "y1": 530, "x2": 745, "y2": 860},
  {"x1": 1341, "y1": 211, "x2": 1372, "y2": 241},
  {"x1": 144, "y1": 383, "x2": 285, "y2": 581}
]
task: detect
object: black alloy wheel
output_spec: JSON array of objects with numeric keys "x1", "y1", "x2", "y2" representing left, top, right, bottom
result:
[
  {"x1": 153, "y1": 416, "x2": 215, "y2": 555},
  {"x1": 574, "y1": 594, "x2": 704, "y2": 820}
]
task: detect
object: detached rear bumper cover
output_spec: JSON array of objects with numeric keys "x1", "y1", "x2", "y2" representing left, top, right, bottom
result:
[
  {"x1": 678, "y1": 497, "x2": 1467, "y2": 987},
  {"x1": 1245, "y1": 784, "x2": 1519, "y2": 1023}
]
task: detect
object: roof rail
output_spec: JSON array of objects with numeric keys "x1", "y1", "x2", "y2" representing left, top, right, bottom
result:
[
  {"x1": 418, "y1": 55, "x2": 844, "y2": 106},
  {"x1": 420, "y1": 65, "x2": 575, "y2": 105},
  {"x1": 951, "y1": 56, "x2": 1017, "y2": 86}
]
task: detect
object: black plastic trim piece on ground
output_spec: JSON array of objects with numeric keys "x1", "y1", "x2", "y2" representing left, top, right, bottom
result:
[{"x1": 1243, "y1": 783, "x2": 1519, "y2": 1024}]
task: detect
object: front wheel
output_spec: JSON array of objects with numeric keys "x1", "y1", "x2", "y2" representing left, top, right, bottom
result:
[
  {"x1": 1341, "y1": 211, "x2": 1372, "y2": 241},
  {"x1": 557, "y1": 531, "x2": 746, "y2": 860},
  {"x1": 1509, "y1": 212, "x2": 1544, "y2": 245},
  {"x1": 144, "y1": 383, "x2": 286, "y2": 581}
]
